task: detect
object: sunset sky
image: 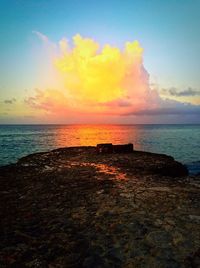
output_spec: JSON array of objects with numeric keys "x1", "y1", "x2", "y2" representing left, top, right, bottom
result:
[{"x1": 0, "y1": 0, "x2": 200, "y2": 124}]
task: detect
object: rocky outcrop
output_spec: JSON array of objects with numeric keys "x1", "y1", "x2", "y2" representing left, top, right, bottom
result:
[{"x1": 0, "y1": 145, "x2": 199, "y2": 267}]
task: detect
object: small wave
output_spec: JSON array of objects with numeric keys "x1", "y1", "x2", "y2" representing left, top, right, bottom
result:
[{"x1": 186, "y1": 161, "x2": 200, "y2": 175}]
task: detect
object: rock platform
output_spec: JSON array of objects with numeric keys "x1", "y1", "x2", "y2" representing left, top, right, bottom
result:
[{"x1": 0, "y1": 146, "x2": 199, "y2": 267}]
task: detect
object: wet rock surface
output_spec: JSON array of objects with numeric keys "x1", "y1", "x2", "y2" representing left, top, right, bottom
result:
[{"x1": 0, "y1": 146, "x2": 199, "y2": 267}]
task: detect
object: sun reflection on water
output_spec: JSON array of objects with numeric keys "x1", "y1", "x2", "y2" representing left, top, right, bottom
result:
[{"x1": 54, "y1": 124, "x2": 142, "y2": 150}]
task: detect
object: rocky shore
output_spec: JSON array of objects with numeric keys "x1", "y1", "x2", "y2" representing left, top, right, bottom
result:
[{"x1": 0, "y1": 145, "x2": 200, "y2": 267}]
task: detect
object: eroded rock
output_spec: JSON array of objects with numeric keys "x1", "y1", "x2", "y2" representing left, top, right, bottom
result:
[{"x1": 0, "y1": 145, "x2": 199, "y2": 267}]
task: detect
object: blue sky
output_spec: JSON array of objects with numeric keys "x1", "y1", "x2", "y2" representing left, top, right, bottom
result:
[{"x1": 0, "y1": 0, "x2": 200, "y2": 123}]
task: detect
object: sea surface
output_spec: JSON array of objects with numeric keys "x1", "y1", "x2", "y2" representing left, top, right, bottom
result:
[{"x1": 0, "y1": 124, "x2": 200, "y2": 174}]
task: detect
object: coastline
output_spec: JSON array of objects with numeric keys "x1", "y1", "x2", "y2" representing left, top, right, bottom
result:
[{"x1": 0, "y1": 146, "x2": 200, "y2": 266}]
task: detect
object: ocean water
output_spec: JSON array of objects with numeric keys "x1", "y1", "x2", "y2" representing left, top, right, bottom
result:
[{"x1": 0, "y1": 124, "x2": 200, "y2": 174}]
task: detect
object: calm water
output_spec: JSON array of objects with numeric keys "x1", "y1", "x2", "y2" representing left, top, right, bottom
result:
[{"x1": 0, "y1": 124, "x2": 200, "y2": 174}]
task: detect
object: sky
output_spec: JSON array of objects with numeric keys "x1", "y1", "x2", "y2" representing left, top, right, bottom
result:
[{"x1": 0, "y1": 0, "x2": 200, "y2": 124}]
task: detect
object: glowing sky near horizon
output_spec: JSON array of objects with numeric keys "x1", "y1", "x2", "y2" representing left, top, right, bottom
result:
[{"x1": 0, "y1": 0, "x2": 200, "y2": 123}]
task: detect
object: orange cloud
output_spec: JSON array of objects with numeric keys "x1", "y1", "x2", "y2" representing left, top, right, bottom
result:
[{"x1": 25, "y1": 88, "x2": 69, "y2": 113}]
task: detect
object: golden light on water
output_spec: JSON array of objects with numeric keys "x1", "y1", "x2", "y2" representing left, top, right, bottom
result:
[{"x1": 53, "y1": 125, "x2": 143, "y2": 150}]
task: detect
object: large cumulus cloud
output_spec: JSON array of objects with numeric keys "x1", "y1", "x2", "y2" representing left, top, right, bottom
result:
[{"x1": 25, "y1": 33, "x2": 200, "y2": 121}]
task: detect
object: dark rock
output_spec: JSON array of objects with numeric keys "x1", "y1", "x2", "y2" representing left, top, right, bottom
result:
[
  {"x1": 146, "y1": 231, "x2": 172, "y2": 249},
  {"x1": 83, "y1": 254, "x2": 105, "y2": 268},
  {"x1": 0, "y1": 145, "x2": 199, "y2": 267},
  {"x1": 113, "y1": 143, "x2": 134, "y2": 153},
  {"x1": 155, "y1": 161, "x2": 188, "y2": 177},
  {"x1": 96, "y1": 143, "x2": 134, "y2": 154},
  {"x1": 96, "y1": 143, "x2": 113, "y2": 153},
  {"x1": 184, "y1": 248, "x2": 200, "y2": 268}
]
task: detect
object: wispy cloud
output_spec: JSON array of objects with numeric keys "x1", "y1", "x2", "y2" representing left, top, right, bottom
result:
[
  {"x1": 161, "y1": 87, "x2": 200, "y2": 97},
  {"x1": 32, "y1": 30, "x2": 49, "y2": 42},
  {"x1": 4, "y1": 98, "x2": 16, "y2": 104}
]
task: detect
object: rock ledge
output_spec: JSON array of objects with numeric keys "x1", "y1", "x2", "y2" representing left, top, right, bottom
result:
[{"x1": 0, "y1": 146, "x2": 199, "y2": 267}]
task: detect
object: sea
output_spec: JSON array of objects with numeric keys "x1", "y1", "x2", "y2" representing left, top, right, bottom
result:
[{"x1": 0, "y1": 124, "x2": 199, "y2": 174}]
